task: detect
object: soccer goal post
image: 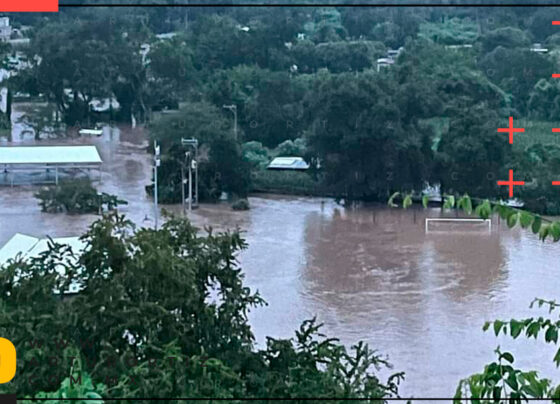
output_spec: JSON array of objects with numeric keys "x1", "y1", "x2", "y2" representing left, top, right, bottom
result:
[{"x1": 425, "y1": 218, "x2": 492, "y2": 233}]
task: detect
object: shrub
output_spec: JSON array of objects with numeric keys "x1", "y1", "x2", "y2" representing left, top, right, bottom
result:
[
  {"x1": 251, "y1": 170, "x2": 325, "y2": 195},
  {"x1": 273, "y1": 138, "x2": 306, "y2": 158},
  {"x1": 35, "y1": 179, "x2": 127, "y2": 214},
  {"x1": 231, "y1": 198, "x2": 250, "y2": 211}
]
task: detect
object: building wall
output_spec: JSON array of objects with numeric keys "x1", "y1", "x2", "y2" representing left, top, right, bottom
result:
[
  {"x1": 0, "y1": 88, "x2": 7, "y2": 114},
  {"x1": 0, "y1": 17, "x2": 11, "y2": 41}
]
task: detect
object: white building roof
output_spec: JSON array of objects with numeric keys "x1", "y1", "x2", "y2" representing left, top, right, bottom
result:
[
  {"x1": 0, "y1": 233, "x2": 86, "y2": 294},
  {"x1": 0, "y1": 146, "x2": 102, "y2": 165},
  {"x1": 0, "y1": 233, "x2": 38, "y2": 264},
  {"x1": 267, "y1": 157, "x2": 310, "y2": 170}
]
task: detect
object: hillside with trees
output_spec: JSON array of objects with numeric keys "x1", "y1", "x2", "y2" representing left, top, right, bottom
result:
[{"x1": 4, "y1": 5, "x2": 560, "y2": 210}]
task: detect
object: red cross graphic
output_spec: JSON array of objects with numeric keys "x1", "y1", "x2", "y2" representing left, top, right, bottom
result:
[
  {"x1": 497, "y1": 117, "x2": 524, "y2": 145},
  {"x1": 497, "y1": 170, "x2": 525, "y2": 198}
]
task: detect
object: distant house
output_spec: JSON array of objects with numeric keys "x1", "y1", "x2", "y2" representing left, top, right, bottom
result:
[
  {"x1": 377, "y1": 47, "x2": 404, "y2": 72},
  {"x1": 530, "y1": 43, "x2": 548, "y2": 54},
  {"x1": 0, "y1": 17, "x2": 11, "y2": 42},
  {"x1": 155, "y1": 32, "x2": 177, "y2": 40},
  {"x1": 376, "y1": 57, "x2": 395, "y2": 72},
  {"x1": 387, "y1": 47, "x2": 404, "y2": 59},
  {"x1": 445, "y1": 44, "x2": 473, "y2": 50},
  {"x1": 267, "y1": 157, "x2": 310, "y2": 171}
]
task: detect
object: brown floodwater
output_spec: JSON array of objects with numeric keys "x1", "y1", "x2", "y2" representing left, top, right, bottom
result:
[{"x1": 1, "y1": 106, "x2": 560, "y2": 397}]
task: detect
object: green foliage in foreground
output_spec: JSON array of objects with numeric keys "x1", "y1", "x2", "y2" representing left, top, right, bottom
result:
[
  {"x1": 27, "y1": 359, "x2": 105, "y2": 403},
  {"x1": 35, "y1": 179, "x2": 127, "y2": 214},
  {"x1": 0, "y1": 214, "x2": 404, "y2": 401},
  {"x1": 454, "y1": 298, "x2": 560, "y2": 402}
]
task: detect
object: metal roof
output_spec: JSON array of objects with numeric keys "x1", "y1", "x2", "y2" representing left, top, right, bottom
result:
[
  {"x1": 267, "y1": 157, "x2": 310, "y2": 170},
  {"x1": 0, "y1": 233, "x2": 38, "y2": 264},
  {"x1": 0, "y1": 233, "x2": 86, "y2": 294},
  {"x1": 0, "y1": 146, "x2": 102, "y2": 165}
]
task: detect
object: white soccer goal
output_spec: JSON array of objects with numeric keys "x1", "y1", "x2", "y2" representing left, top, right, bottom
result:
[{"x1": 425, "y1": 218, "x2": 492, "y2": 234}]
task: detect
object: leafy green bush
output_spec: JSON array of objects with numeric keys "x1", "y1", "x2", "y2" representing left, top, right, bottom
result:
[
  {"x1": 418, "y1": 18, "x2": 479, "y2": 45},
  {"x1": 231, "y1": 198, "x2": 250, "y2": 210},
  {"x1": 251, "y1": 170, "x2": 325, "y2": 196},
  {"x1": 242, "y1": 141, "x2": 271, "y2": 170},
  {"x1": 29, "y1": 358, "x2": 106, "y2": 403},
  {"x1": 35, "y1": 179, "x2": 127, "y2": 214},
  {"x1": 273, "y1": 137, "x2": 307, "y2": 158},
  {"x1": 454, "y1": 298, "x2": 560, "y2": 402}
]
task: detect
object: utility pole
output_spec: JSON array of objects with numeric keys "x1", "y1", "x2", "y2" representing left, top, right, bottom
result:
[
  {"x1": 222, "y1": 104, "x2": 238, "y2": 141},
  {"x1": 154, "y1": 140, "x2": 160, "y2": 229},
  {"x1": 181, "y1": 160, "x2": 186, "y2": 216},
  {"x1": 181, "y1": 138, "x2": 198, "y2": 212},
  {"x1": 181, "y1": 151, "x2": 191, "y2": 216},
  {"x1": 188, "y1": 156, "x2": 193, "y2": 212}
]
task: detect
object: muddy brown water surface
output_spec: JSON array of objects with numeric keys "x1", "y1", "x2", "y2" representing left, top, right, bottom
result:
[{"x1": 1, "y1": 109, "x2": 560, "y2": 397}]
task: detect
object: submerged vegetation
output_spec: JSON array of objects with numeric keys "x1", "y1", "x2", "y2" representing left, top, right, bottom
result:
[{"x1": 35, "y1": 179, "x2": 127, "y2": 214}]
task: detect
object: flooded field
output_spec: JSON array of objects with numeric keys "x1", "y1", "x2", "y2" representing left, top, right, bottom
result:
[{"x1": 1, "y1": 106, "x2": 559, "y2": 397}]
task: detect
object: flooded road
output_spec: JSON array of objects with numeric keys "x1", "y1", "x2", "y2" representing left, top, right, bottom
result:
[{"x1": 1, "y1": 107, "x2": 560, "y2": 397}]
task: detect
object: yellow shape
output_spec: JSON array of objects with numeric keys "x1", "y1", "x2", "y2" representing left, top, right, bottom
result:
[{"x1": 0, "y1": 338, "x2": 16, "y2": 384}]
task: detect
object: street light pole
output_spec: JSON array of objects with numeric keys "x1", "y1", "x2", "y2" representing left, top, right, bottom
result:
[
  {"x1": 181, "y1": 138, "x2": 199, "y2": 211},
  {"x1": 181, "y1": 164, "x2": 186, "y2": 216},
  {"x1": 188, "y1": 158, "x2": 193, "y2": 212},
  {"x1": 154, "y1": 140, "x2": 160, "y2": 229},
  {"x1": 222, "y1": 104, "x2": 237, "y2": 141},
  {"x1": 182, "y1": 151, "x2": 191, "y2": 215}
]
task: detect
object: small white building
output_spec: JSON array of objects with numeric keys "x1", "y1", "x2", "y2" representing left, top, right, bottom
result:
[
  {"x1": 445, "y1": 44, "x2": 473, "y2": 50},
  {"x1": 377, "y1": 57, "x2": 395, "y2": 72},
  {"x1": 377, "y1": 47, "x2": 404, "y2": 72},
  {"x1": 155, "y1": 32, "x2": 177, "y2": 40},
  {"x1": 0, "y1": 145, "x2": 103, "y2": 186},
  {"x1": 0, "y1": 17, "x2": 11, "y2": 42},
  {"x1": 387, "y1": 47, "x2": 404, "y2": 59},
  {"x1": 530, "y1": 43, "x2": 548, "y2": 53},
  {"x1": 267, "y1": 157, "x2": 310, "y2": 171},
  {"x1": 0, "y1": 87, "x2": 7, "y2": 114}
]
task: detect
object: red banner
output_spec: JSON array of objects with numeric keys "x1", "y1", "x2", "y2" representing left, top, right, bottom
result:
[{"x1": 1, "y1": 0, "x2": 58, "y2": 12}]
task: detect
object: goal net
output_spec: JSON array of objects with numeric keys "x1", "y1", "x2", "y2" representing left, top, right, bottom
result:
[{"x1": 425, "y1": 218, "x2": 491, "y2": 234}]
